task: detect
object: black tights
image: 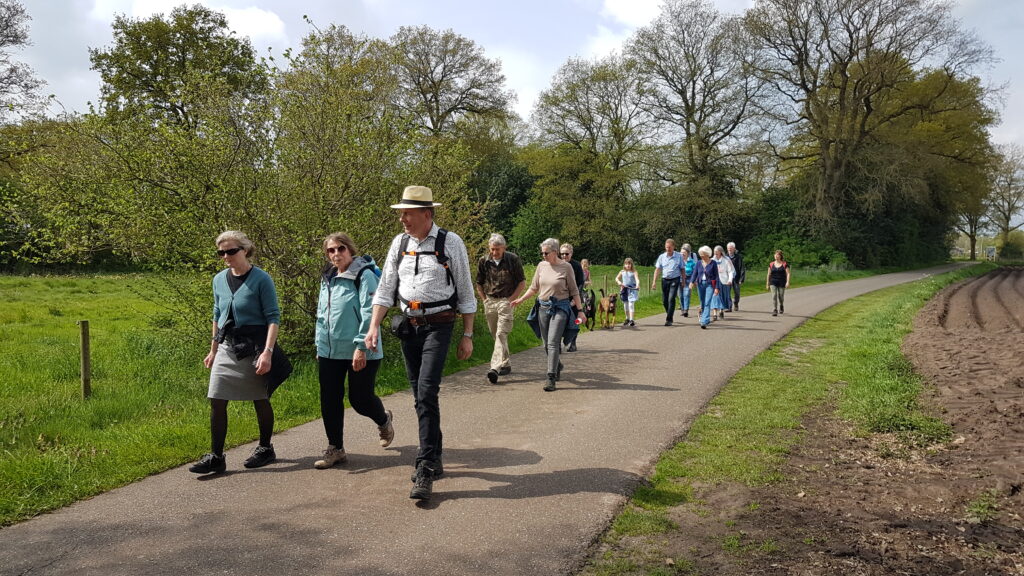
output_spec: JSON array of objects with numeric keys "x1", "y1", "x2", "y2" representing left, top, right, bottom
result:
[{"x1": 209, "y1": 398, "x2": 274, "y2": 455}]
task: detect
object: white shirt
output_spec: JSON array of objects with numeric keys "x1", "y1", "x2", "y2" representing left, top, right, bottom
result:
[{"x1": 373, "y1": 223, "x2": 478, "y2": 316}]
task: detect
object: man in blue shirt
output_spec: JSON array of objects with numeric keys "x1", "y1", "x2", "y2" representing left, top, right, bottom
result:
[{"x1": 650, "y1": 238, "x2": 685, "y2": 326}]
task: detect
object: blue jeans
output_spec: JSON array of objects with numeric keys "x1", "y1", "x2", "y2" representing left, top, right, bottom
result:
[
  {"x1": 661, "y1": 277, "x2": 681, "y2": 321},
  {"x1": 537, "y1": 306, "x2": 568, "y2": 376},
  {"x1": 400, "y1": 322, "x2": 454, "y2": 467},
  {"x1": 698, "y1": 282, "x2": 715, "y2": 326},
  {"x1": 681, "y1": 283, "x2": 691, "y2": 312}
]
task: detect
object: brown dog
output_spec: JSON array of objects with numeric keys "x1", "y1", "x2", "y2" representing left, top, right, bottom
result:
[{"x1": 597, "y1": 288, "x2": 618, "y2": 329}]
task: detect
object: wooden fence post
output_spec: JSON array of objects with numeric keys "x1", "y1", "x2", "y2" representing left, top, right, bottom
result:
[{"x1": 78, "y1": 320, "x2": 91, "y2": 399}]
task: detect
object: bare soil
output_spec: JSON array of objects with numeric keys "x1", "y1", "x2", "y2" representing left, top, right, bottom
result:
[{"x1": 653, "y1": 267, "x2": 1024, "y2": 575}]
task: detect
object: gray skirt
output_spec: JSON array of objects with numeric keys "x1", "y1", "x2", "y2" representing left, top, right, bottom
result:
[{"x1": 208, "y1": 342, "x2": 269, "y2": 401}]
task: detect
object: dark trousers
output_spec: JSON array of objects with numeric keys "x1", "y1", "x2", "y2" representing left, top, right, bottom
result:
[
  {"x1": 661, "y1": 277, "x2": 681, "y2": 321},
  {"x1": 731, "y1": 282, "x2": 741, "y2": 307},
  {"x1": 400, "y1": 322, "x2": 454, "y2": 466},
  {"x1": 318, "y1": 357, "x2": 386, "y2": 449}
]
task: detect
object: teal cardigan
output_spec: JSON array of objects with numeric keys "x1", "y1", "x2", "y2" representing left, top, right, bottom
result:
[{"x1": 212, "y1": 266, "x2": 281, "y2": 328}]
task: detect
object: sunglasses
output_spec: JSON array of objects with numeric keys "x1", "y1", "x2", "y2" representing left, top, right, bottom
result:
[
  {"x1": 541, "y1": 251, "x2": 550, "y2": 256},
  {"x1": 325, "y1": 246, "x2": 346, "y2": 255},
  {"x1": 216, "y1": 247, "x2": 243, "y2": 256},
  {"x1": 560, "y1": 253, "x2": 570, "y2": 257}
]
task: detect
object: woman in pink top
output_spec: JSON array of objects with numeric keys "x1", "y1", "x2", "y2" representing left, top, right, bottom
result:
[{"x1": 512, "y1": 238, "x2": 586, "y2": 391}]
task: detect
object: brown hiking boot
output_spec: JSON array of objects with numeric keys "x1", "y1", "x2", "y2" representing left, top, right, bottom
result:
[
  {"x1": 314, "y1": 446, "x2": 347, "y2": 469},
  {"x1": 378, "y1": 410, "x2": 395, "y2": 448}
]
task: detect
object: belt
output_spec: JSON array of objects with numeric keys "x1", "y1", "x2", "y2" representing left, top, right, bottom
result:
[{"x1": 407, "y1": 309, "x2": 457, "y2": 326}]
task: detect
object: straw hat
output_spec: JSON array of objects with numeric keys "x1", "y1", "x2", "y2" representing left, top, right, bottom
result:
[{"x1": 390, "y1": 185, "x2": 442, "y2": 209}]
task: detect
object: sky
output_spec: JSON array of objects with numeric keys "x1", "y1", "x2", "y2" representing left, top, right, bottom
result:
[{"x1": 14, "y1": 0, "x2": 1024, "y2": 146}]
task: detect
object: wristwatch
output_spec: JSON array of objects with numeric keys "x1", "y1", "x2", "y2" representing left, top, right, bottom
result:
[{"x1": 462, "y1": 332, "x2": 473, "y2": 339}]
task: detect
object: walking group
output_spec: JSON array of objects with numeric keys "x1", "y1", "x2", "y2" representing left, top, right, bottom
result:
[{"x1": 188, "y1": 185, "x2": 791, "y2": 503}]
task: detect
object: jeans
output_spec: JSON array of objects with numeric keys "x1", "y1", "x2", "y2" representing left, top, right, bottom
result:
[
  {"x1": 318, "y1": 357, "x2": 386, "y2": 449},
  {"x1": 698, "y1": 282, "x2": 715, "y2": 326},
  {"x1": 483, "y1": 297, "x2": 514, "y2": 370},
  {"x1": 681, "y1": 283, "x2": 691, "y2": 312},
  {"x1": 770, "y1": 285, "x2": 786, "y2": 311},
  {"x1": 400, "y1": 322, "x2": 454, "y2": 466},
  {"x1": 661, "y1": 277, "x2": 681, "y2": 321},
  {"x1": 537, "y1": 306, "x2": 568, "y2": 376}
]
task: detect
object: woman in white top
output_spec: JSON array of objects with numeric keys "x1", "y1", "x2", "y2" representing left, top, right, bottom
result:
[
  {"x1": 711, "y1": 245, "x2": 735, "y2": 320},
  {"x1": 615, "y1": 257, "x2": 640, "y2": 327}
]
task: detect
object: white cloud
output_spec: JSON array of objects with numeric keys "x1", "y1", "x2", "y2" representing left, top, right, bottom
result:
[
  {"x1": 490, "y1": 46, "x2": 549, "y2": 119},
  {"x1": 600, "y1": 0, "x2": 661, "y2": 28},
  {"x1": 584, "y1": 24, "x2": 629, "y2": 59},
  {"x1": 221, "y1": 7, "x2": 288, "y2": 45}
]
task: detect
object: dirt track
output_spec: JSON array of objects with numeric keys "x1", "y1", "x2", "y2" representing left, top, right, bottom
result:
[{"x1": 653, "y1": 267, "x2": 1024, "y2": 575}]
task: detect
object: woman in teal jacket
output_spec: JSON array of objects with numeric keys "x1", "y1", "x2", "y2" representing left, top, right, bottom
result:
[{"x1": 313, "y1": 233, "x2": 394, "y2": 469}]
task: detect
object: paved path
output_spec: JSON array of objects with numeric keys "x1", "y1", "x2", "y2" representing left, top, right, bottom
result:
[{"x1": 0, "y1": 265, "x2": 964, "y2": 576}]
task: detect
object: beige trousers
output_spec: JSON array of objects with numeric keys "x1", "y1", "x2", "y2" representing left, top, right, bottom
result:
[{"x1": 483, "y1": 297, "x2": 514, "y2": 370}]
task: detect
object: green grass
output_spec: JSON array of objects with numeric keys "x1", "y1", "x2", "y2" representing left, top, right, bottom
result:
[
  {"x1": 583, "y1": 261, "x2": 995, "y2": 574},
  {"x1": 0, "y1": 262, "x2": 936, "y2": 526}
]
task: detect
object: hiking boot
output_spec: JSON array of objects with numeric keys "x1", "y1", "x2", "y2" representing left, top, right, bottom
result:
[
  {"x1": 682, "y1": 311, "x2": 688, "y2": 317},
  {"x1": 189, "y1": 453, "x2": 226, "y2": 474},
  {"x1": 555, "y1": 361, "x2": 563, "y2": 381},
  {"x1": 664, "y1": 320, "x2": 672, "y2": 326},
  {"x1": 497, "y1": 366, "x2": 512, "y2": 376},
  {"x1": 314, "y1": 446, "x2": 347, "y2": 469},
  {"x1": 486, "y1": 369, "x2": 498, "y2": 384},
  {"x1": 409, "y1": 462, "x2": 436, "y2": 501},
  {"x1": 378, "y1": 410, "x2": 395, "y2": 447},
  {"x1": 780, "y1": 305, "x2": 784, "y2": 314},
  {"x1": 409, "y1": 460, "x2": 444, "y2": 482},
  {"x1": 243, "y1": 444, "x2": 276, "y2": 469},
  {"x1": 733, "y1": 304, "x2": 738, "y2": 312},
  {"x1": 544, "y1": 376, "x2": 556, "y2": 392},
  {"x1": 772, "y1": 309, "x2": 778, "y2": 316},
  {"x1": 567, "y1": 342, "x2": 577, "y2": 352}
]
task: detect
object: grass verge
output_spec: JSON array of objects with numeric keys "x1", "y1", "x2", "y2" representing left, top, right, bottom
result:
[
  {"x1": 581, "y1": 262, "x2": 995, "y2": 575},
  {"x1": 0, "y1": 262, "x2": 934, "y2": 526}
]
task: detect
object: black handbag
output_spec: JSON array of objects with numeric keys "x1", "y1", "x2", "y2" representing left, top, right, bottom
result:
[
  {"x1": 390, "y1": 314, "x2": 414, "y2": 340},
  {"x1": 263, "y1": 344, "x2": 292, "y2": 397}
]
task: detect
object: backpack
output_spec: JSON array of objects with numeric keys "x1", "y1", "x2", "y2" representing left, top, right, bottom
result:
[
  {"x1": 393, "y1": 228, "x2": 458, "y2": 311},
  {"x1": 350, "y1": 255, "x2": 382, "y2": 293}
]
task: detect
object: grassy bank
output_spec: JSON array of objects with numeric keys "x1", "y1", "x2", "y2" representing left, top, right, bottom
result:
[
  {"x1": 582, "y1": 262, "x2": 994, "y2": 575},
  {"x1": 0, "y1": 263, "x2": 916, "y2": 526}
]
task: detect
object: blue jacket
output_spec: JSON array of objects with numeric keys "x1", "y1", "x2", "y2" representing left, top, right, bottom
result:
[
  {"x1": 212, "y1": 266, "x2": 280, "y2": 328},
  {"x1": 315, "y1": 257, "x2": 383, "y2": 360},
  {"x1": 689, "y1": 259, "x2": 719, "y2": 288}
]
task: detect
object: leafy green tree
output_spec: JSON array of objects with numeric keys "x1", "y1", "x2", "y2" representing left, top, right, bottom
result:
[
  {"x1": 629, "y1": 0, "x2": 762, "y2": 184},
  {"x1": 89, "y1": 5, "x2": 267, "y2": 128},
  {"x1": 989, "y1": 144, "x2": 1024, "y2": 250},
  {"x1": 391, "y1": 25, "x2": 513, "y2": 135},
  {"x1": 744, "y1": 0, "x2": 993, "y2": 229},
  {"x1": 0, "y1": 0, "x2": 41, "y2": 123}
]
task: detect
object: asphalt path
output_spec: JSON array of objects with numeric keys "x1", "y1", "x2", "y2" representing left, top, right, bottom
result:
[{"x1": 0, "y1": 264, "x2": 964, "y2": 576}]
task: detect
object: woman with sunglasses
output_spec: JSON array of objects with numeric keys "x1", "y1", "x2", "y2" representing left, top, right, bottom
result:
[
  {"x1": 190, "y1": 231, "x2": 280, "y2": 475},
  {"x1": 510, "y1": 238, "x2": 587, "y2": 391},
  {"x1": 312, "y1": 233, "x2": 394, "y2": 469}
]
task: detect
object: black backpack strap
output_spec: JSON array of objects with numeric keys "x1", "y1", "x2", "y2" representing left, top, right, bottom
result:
[{"x1": 393, "y1": 228, "x2": 459, "y2": 312}]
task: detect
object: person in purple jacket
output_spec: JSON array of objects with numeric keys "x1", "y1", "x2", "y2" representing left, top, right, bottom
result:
[{"x1": 688, "y1": 245, "x2": 720, "y2": 329}]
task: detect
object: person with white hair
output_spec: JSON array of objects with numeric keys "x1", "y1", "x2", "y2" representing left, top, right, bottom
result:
[
  {"x1": 711, "y1": 245, "x2": 735, "y2": 321},
  {"x1": 475, "y1": 233, "x2": 526, "y2": 384},
  {"x1": 688, "y1": 245, "x2": 720, "y2": 329}
]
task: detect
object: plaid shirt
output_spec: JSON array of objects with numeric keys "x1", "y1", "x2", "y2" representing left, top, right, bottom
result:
[{"x1": 373, "y1": 223, "x2": 477, "y2": 316}]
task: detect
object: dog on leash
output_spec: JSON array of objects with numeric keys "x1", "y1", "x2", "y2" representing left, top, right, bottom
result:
[
  {"x1": 597, "y1": 288, "x2": 618, "y2": 329},
  {"x1": 582, "y1": 289, "x2": 596, "y2": 331}
]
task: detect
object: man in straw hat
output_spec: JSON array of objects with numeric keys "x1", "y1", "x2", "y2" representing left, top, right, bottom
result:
[{"x1": 366, "y1": 185, "x2": 476, "y2": 502}]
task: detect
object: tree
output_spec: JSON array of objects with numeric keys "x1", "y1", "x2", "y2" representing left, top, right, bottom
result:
[
  {"x1": 989, "y1": 144, "x2": 1024, "y2": 250},
  {"x1": 744, "y1": 0, "x2": 994, "y2": 227},
  {"x1": 0, "y1": 0, "x2": 41, "y2": 123},
  {"x1": 89, "y1": 5, "x2": 267, "y2": 128},
  {"x1": 391, "y1": 26, "x2": 513, "y2": 135},
  {"x1": 628, "y1": 0, "x2": 762, "y2": 184}
]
